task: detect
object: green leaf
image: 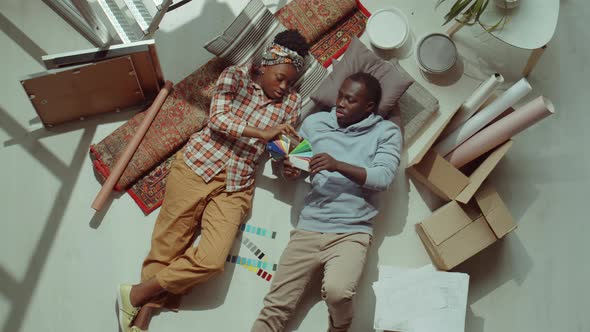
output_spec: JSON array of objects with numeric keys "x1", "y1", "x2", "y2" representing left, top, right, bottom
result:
[
  {"x1": 475, "y1": 0, "x2": 490, "y2": 22},
  {"x1": 444, "y1": 0, "x2": 474, "y2": 25},
  {"x1": 439, "y1": 0, "x2": 506, "y2": 29},
  {"x1": 482, "y1": 15, "x2": 506, "y2": 32},
  {"x1": 481, "y1": 0, "x2": 491, "y2": 13}
]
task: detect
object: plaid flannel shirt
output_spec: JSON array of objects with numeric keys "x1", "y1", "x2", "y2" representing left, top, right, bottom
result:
[{"x1": 184, "y1": 65, "x2": 301, "y2": 192}]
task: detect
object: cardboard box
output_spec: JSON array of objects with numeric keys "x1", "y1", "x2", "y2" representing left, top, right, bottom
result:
[
  {"x1": 416, "y1": 182, "x2": 517, "y2": 270},
  {"x1": 407, "y1": 104, "x2": 517, "y2": 270},
  {"x1": 408, "y1": 139, "x2": 513, "y2": 204}
]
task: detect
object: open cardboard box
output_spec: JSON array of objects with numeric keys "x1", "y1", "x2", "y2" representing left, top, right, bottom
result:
[
  {"x1": 415, "y1": 181, "x2": 516, "y2": 270},
  {"x1": 408, "y1": 139, "x2": 513, "y2": 203},
  {"x1": 407, "y1": 103, "x2": 517, "y2": 270}
]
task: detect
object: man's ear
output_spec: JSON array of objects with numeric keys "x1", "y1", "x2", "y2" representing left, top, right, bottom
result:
[{"x1": 366, "y1": 101, "x2": 377, "y2": 114}]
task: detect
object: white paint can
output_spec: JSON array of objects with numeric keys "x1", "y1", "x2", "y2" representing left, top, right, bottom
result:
[{"x1": 366, "y1": 8, "x2": 409, "y2": 50}]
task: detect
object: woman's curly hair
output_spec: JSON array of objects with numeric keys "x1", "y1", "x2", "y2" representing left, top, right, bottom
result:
[{"x1": 273, "y1": 29, "x2": 310, "y2": 57}]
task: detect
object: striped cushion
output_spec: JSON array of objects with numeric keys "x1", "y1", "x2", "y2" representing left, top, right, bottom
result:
[
  {"x1": 204, "y1": 0, "x2": 328, "y2": 121},
  {"x1": 204, "y1": 0, "x2": 280, "y2": 65},
  {"x1": 382, "y1": 61, "x2": 439, "y2": 145},
  {"x1": 397, "y1": 82, "x2": 439, "y2": 145}
]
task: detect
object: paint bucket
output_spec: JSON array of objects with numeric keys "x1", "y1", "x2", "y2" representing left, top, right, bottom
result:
[
  {"x1": 415, "y1": 33, "x2": 458, "y2": 74},
  {"x1": 366, "y1": 8, "x2": 409, "y2": 50}
]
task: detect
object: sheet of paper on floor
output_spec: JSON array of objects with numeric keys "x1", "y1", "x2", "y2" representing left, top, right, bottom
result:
[{"x1": 373, "y1": 264, "x2": 469, "y2": 332}]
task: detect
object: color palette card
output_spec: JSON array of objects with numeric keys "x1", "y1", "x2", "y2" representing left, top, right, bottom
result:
[
  {"x1": 267, "y1": 134, "x2": 291, "y2": 161},
  {"x1": 267, "y1": 135, "x2": 312, "y2": 172}
]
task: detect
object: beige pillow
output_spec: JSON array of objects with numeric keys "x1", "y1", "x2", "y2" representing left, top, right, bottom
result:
[{"x1": 310, "y1": 37, "x2": 414, "y2": 117}]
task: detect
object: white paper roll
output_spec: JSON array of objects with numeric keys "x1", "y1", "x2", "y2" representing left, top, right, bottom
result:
[
  {"x1": 443, "y1": 73, "x2": 505, "y2": 136},
  {"x1": 446, "y1": 96, "x2": 555, "y2": 167},
  {"x1": 434, "y1": 77, "x2": 532, "y2": 156}
]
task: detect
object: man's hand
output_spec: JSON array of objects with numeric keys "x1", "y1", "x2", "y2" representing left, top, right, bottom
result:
[
  {"x1": 259, "y1": 124, "x2": 299, "y2": 142},
  {"x1": 309, "y1": 153, "x2": 341, "y2": 175},
  {"x1": 282, "y1": 160, "x2": 301, "y2": 180}
]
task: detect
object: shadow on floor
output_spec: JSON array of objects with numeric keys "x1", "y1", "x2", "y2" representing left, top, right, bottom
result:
[
  {"x1": 180, "y1": 257, "x2": 239, "y2": 311},
  {"x1": 154, "y1": 0, "x2": 237, "y2": 82},
  {"x1": 419, "y1": 57, "x2": 465, "y2": 87},
  {"x1": 454, "y1": 233, "x2": 533, "y2": 332},
  {"x1": 4, "y1": 109, "x2": 137, "y2": 148},
  {"x1": 0, "y1": 1, "x2": 238, "y2": 328},
  {"x1": 0, "y1": 11, "x2": 47, "y2": 66},
  {"x1": 0, "y1": 106, "x2": 95, "y2": 332}
]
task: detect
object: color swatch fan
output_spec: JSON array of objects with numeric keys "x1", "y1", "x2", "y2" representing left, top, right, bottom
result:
[
  {"x1": 267, "y1": 134, "x2": 292, "y2": 161},
  {"x1": 267, "y1": 135, "x2": 313, "y2": 171}
]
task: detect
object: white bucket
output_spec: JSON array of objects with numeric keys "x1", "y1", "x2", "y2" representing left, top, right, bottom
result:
[{"x1": 366, "y1": 8, "x2": 409, "y2": 50}]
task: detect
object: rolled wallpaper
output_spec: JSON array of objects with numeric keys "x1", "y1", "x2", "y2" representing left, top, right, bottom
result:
[
  {"x1": 443, "y1": 73, "x2": 504, "y2": 136},
  {"x1": 92, "y1": 80, "x2": 174, "y2": 211},
  {"x1": 446, "y1": 96, "x2": 555, "y2": 168},
  {"x1": 434, "y1": 78, "x2": 532, "y2": 156}
]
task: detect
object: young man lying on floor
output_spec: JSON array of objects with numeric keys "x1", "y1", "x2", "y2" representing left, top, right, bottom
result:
[{"x1": 251, "y1": 72, "x2": 403, "y2": 332}]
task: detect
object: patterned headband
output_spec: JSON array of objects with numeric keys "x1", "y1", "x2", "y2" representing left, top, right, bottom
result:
[{"x1": 261, "y1": 43, "x2": 305, "y2": 72}]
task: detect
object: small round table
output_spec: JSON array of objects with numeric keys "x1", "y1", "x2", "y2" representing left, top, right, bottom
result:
[{"x1": 446, "y1": 0, "x2": 560, "y2": 76}]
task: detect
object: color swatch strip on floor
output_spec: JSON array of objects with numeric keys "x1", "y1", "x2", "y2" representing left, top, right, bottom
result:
[
  {"x1": 239, "y1": 224, "x2": 277, "y2": 239},
  {"x1": 256, "y1": 268, "x2": 273, "y2": 281},
  {"x1": 229, "y1": 255, "x2": 273, "y2": 281},
  {"x1": 242, "y1": 237, "x2": 267, "y2": 260},
  {"x1": 226, "y1": 254, "x2": 278, "y2": 271}
]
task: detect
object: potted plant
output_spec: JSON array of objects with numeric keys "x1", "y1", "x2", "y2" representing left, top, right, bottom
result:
[{"x1": 437, "y1": 0, "x2": 515, "y2": 31}]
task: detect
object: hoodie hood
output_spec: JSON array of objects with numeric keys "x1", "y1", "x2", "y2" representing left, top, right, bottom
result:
[{"x1": 328, "y1": 107, "x2": 383, "y2": 135}]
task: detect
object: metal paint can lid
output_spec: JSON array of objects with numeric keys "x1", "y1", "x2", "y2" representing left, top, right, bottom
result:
[{"x1": 416, "y1": 33, "x2": 458, "y2": 74}]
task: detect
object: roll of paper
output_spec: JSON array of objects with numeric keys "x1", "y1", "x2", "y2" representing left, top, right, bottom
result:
[
  {"x1": 92, "y1": 80, "x2": 174, "y2": 211},
  {"x1": 434, "y1": 78, "x2": 532, "y2": 156},
  {"x1": 443, "y1": 73, "x2": 504, "y2": 136},
  {"x1": 446, "y1": 96, "x2": 555, "y2": 168}
]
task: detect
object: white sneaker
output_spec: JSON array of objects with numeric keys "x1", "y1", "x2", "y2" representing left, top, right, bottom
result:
[{"x1": 116, "y1": 284, "x2": 140, "y2": 332}]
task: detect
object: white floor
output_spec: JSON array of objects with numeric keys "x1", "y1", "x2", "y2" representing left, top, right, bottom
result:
[{"x1": 1, "y1": 0, "x2": 588, "y2": 332}]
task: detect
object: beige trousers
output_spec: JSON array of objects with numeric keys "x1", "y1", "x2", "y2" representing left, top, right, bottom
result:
[
  {"x1": 141, "y1": 152, "x2": 253, "y2": 310},
  {"x1": 252, "y1": 229, "x2": 371, "y2": 332}
]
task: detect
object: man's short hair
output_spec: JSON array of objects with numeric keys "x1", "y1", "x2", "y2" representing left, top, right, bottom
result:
[{"x1": 346, "y1": 72, "x2": 382, "y2": 108}]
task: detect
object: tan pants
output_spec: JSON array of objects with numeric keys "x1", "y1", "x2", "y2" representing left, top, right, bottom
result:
[
  {"x1": 252, "y1": 229, "x2": 371, "y2": 332},
  {"x1": 141, "y1": 152, "x2": 253, "y2": 310}
]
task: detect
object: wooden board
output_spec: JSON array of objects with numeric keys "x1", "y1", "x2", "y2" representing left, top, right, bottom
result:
[
  {"x1": 21, "y1": 56, "x2": 145, "y2": 126},
  {"x1": 41, "y1": 39, "x2": 164, "y2": 100}
]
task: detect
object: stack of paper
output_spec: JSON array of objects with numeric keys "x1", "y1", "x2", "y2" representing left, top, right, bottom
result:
[
  {"x1": 373, "y1": 264, "x2": 469, "y2": 332},
  {"x1": 267, "y1": 135, "x2": 313, "y2": 171}
]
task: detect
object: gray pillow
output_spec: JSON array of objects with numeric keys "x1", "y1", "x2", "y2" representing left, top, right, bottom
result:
[
  {"x1": 310, "y1": 37, "x2": 414, "y2": 118},
  {"x1": 314, "y1": 39, "x2": 439, "y2": 145}
]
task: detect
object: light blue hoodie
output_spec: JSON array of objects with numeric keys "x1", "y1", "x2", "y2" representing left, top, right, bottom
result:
[{"x1": 297, "y1": 108, "x2": 402, "y2": 235}]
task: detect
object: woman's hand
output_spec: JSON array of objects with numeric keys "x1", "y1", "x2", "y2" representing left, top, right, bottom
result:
[
  {"x1": 260, "y1": 124, "x2": 299, "y2": 142},
  {"x1": 309, "y1": 153, "x2": 341, "y2": 175},
  {"x1": 282, "y1": 160, "x2": 301, "y2": 180}
]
